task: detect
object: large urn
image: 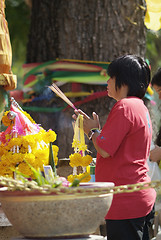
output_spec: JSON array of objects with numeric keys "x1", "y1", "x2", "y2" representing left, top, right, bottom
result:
[{"x1": 0, "y1": 182, "x2": 114, "y2": 239}]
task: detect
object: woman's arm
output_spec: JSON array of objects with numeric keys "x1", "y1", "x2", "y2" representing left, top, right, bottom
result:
[
  {"x1": 150, "y1": 145, "x2": 161, "y2": 163},
  {"x1": 91, "y1": 131, "x2": 110, "y2": 158}
]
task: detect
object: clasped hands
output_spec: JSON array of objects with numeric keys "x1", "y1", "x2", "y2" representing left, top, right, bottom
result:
[{"x1": 72, "y1": 109, "x2": 100, "y2": 136}]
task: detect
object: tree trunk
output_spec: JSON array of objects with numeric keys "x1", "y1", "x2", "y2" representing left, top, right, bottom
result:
[
  {"x1": 27, "y1": 0, "x2": 146, "y2": 62},
  {"x1": 25, "y1": 0, "x2": 147, "y2": 158}
]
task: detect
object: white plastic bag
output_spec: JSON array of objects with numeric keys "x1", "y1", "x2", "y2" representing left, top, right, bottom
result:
[{"x1": 147, "y1": 141, "x2": 161, "y2": 181}]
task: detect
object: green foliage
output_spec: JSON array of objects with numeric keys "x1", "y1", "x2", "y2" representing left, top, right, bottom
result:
[
  {"x1": 146, "y1": 29, "x2": 161, "y2": 75},
  {"x1": 49, "y1": 142, "x2": 57, "y2": 177},
  {"x1": 13, "y1": 161, "x2": 84, "y2": 188},
  {"x1": 70, "y1": 173, "x2": 90, "y2": 187},
  {"x1": 5, "y1": 0, "x2": 30, "y2": 88},
  {"x1": 14, "y1": 162, "x2": 64, "y2": 188},
  {"x1": 6, "y1": 0, "x2": 30, "y2": 60}
]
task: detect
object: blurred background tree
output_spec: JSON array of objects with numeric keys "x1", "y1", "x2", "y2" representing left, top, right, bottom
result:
[{"x1": 5, "y1": 0, "x2": 161, "y2": 81}]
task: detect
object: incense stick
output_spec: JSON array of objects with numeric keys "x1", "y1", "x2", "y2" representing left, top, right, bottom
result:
[{"x1": 49, "y1": 83, "x2": 77, "y2": 110}]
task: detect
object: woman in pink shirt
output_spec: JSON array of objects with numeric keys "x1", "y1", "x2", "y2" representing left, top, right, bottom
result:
[{"x1": 73, "y1": 55, "x2": 156, "y2": 240}]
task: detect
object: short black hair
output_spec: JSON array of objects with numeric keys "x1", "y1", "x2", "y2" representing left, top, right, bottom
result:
[
  {"x1": 107, "y1": 55, "x2": 150, "y2": 99},
  {"x1": 151, "y1": 68, "x2": 161, "y2": 87}
]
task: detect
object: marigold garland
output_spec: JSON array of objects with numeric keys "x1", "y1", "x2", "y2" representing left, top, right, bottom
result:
[
  {"x1": 2, "y1": 111, "x2": 12, "y2": 126},
  {"x1": 68, "y1": 172, "x2": 91, "y2": 183},
  {"x1": 0, "y1": 103, "x2": 59, "y2": 178},
  {"x1": 69, "y1": 153, "x2": 92, "y2": 168},
  {"x1": 67, "y1": 114, "x2": 92, "y2": 183}
]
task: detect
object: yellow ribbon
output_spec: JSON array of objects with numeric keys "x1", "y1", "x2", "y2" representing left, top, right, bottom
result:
[{"x1": 72, "y1": 114, "x2": 87, "y2": 154}]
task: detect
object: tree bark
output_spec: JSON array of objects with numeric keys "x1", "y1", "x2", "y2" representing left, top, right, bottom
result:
[
  {"x1": 25, "y1": 0, "x2": 147, "y2": 158},
  {"x1": 27, "y1": 0, "x2": 146, "y2": 62}
]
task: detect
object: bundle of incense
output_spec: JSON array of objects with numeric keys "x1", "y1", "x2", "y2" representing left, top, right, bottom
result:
[{"x1": 49, "y1": 83, "x2": 77, "y2": 110}]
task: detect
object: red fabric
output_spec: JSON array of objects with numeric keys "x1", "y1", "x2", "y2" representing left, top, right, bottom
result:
[
  {"x1": 24, "y1": 75, "x2": 36, "y2": 85},
  {"x1": 96, "y1": 97, "x2": 156, "y2": 220},
  {"x1": 10, "y1": 90, "x2": 24, "y2": 102}
]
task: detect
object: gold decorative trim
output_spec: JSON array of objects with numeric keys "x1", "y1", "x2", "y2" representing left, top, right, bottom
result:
[
  {"x1": 0, "y1": 193, "x2": 110, "y2": 202},
  {"x1": 0, "y1": 176, "x2": 159, "y2": 197}
]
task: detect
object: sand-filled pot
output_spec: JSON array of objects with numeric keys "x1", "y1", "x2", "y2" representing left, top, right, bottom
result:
[{"x1": 0, "y1": 182, "x2": 114, "y2": 238}]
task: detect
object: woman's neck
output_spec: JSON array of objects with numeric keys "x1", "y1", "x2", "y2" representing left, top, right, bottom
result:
[{"x1": 115, "y1": 85, "x2": 129, "y2": 101}]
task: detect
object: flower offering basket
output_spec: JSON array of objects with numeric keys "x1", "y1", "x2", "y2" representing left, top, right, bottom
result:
[{"x1": 0, "y1": 180, "x2": 114, "y2": 238}]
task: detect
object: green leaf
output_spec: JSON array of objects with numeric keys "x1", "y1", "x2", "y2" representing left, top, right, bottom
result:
[
  {"x1": 70, "y1": 173, "x2": 90, "y2": 187},
  {"x1": 49, "y1": 142, "x2": 57, "y2": 176},
  {"x1": 25, "y1": 161, "x2": 47, "y2": 186}
]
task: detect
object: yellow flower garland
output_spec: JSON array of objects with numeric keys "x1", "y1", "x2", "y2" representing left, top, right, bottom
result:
[
  {"x1": 68, "y1": 172, "x2": 91, "y2": 183},
  {"x1": 2, "y1": 111, "x2": 13, "y2": 126},
  {"x1": 69, "y1": 153, "x2": 82, "y2": 167},
  {"x1": 69, "y1": 153, "x2": 92, "y2": 168},
  {"x1": 68, "y1": 114, "x2": 92, "y2": 183},
  {"x1": 2, "y1": 109, "x2": 37, "y2": 127}
]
